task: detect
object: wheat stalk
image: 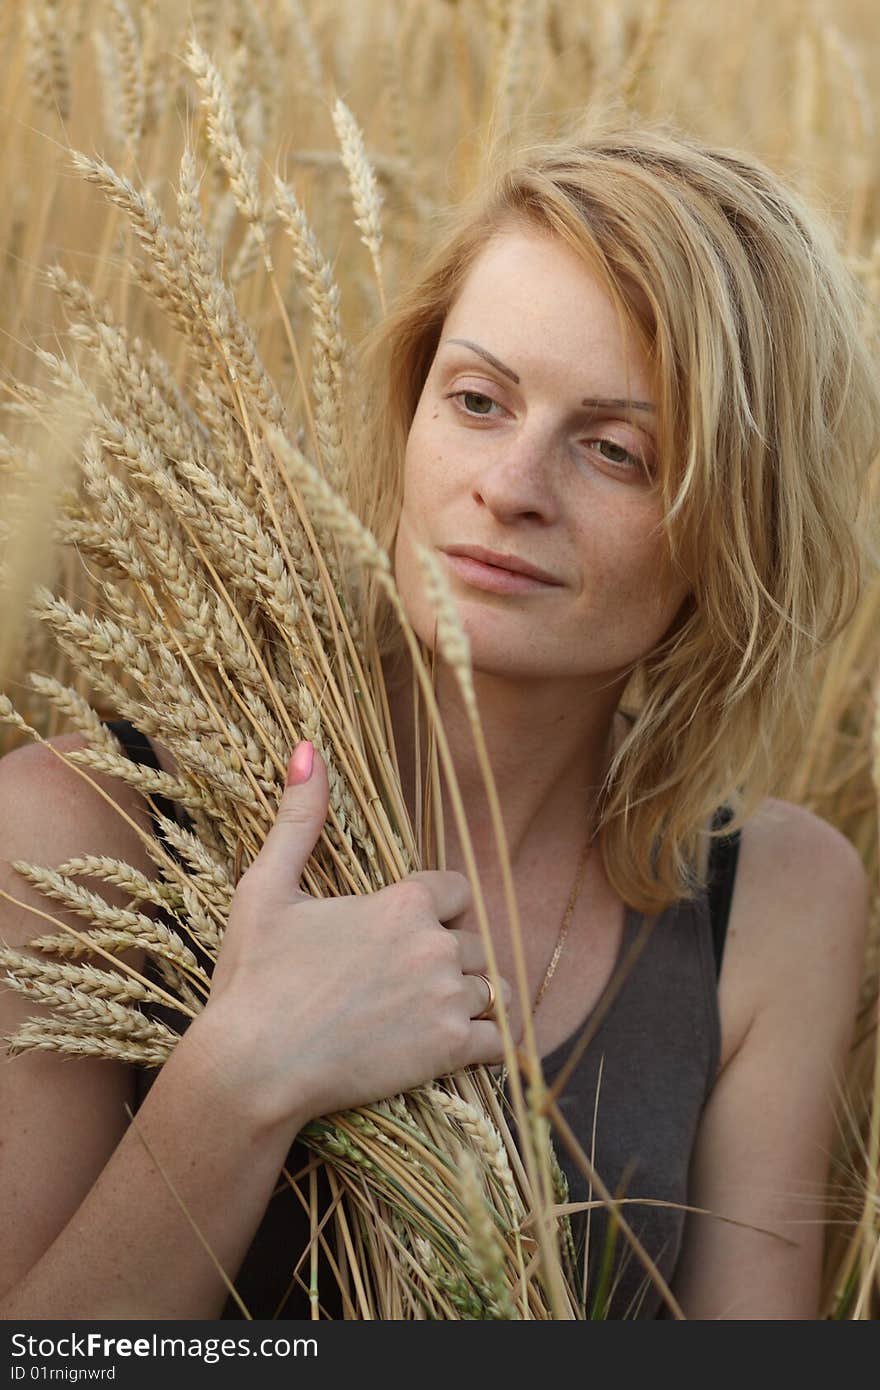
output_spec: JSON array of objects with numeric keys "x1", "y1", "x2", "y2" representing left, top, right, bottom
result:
[{"x1": 331, "y1": 97, "x2": 386, "y2": 315}]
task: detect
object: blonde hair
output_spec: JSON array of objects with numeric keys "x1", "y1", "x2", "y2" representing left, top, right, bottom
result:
[{"x1": 347, "y1": 124, "x2": 880, "y2": 915}]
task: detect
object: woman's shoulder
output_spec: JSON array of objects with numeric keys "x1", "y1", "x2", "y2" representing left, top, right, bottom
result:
[
  {"x1": 0, "y1": 731, "x2": 154, "y2": 956},
  {"x1": 718, "y1": 796, "x2": 869, "y2": 1063},
  {"x1": 0, "y1": 729, "x2": 176, "y2": 970},
  {"x1": 0, "y1": 729, "x2": 164, "y2": 844},
  {"x1": 732, "y1": 795, "x2": 867, "y2": 937}
]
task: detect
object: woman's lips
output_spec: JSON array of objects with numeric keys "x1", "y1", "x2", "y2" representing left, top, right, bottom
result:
[{"x1": 442, "y1": 552, "x2": 560, "y2": 594}]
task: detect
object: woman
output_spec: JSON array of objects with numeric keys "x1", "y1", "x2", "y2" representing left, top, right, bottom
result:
[{"x1": 0, "y1": 126, "x2": 876, "y2": 1320}]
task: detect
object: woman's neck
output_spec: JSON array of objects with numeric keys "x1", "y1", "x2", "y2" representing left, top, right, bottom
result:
[{"x1": 380, "y1": 648, "x2": 629, "y2": 875}]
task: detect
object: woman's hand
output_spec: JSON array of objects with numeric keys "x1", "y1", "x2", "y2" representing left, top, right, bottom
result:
[{"x1": 195, "y1": 743, "x2": 514, "y2": 1132}]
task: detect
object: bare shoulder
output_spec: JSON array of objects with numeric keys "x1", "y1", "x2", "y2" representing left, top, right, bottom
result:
[
  {"x1": 732, "y1": 796, "x2": 869, "y2": 971},
  {"x1": 0, "y1": 729, "x2": 165, "y2": 858},
  {"x1": 671, "y1": 798, "x2": 870, "y2": 1316},
  {"x1": 739, "y1": 794, "x2": 866, "y2": 875},
  {"x1": 0, "y1": 729, "x2": 166, "y2": 964},
  {"x1": 2, "y1": 727, "x2": 180, "y2": 811},
  {"x1": 718, "y1": 795, "x2": 870, "y2": 1067}
]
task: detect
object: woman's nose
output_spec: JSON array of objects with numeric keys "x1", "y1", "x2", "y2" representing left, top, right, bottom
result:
[{"x1": 470, "y1": 425, "x2": 561, "y2": 523}]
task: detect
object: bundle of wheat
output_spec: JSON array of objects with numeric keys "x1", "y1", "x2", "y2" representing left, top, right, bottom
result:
[{"x1": 0, "y1": 35, "x2": 637, "y2": 1321}]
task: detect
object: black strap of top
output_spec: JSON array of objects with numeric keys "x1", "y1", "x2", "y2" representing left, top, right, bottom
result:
[
  {"x1": 706, "y1": 805, "x2": 741, "y2": 980},
  {"x1": 107, "y1": 716, "x2": 741, "y2": 979}
]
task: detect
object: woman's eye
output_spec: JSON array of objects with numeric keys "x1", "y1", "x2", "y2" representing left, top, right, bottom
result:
[
  {"x1": 584, "y1": 437, "x2": 645, "y2": 472},
  {"x1": 455, "y1": 391, "x2": 500, "y2": 416}
]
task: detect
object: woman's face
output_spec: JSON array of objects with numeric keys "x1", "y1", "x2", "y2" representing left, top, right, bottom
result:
[{"x1": 393, "y1": 223, "x2": 692, "y2": 683}]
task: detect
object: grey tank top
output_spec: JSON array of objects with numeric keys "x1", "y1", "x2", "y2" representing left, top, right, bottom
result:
[{"x1": 109, "y1": 719, "x2": 738, "y2": 1320}]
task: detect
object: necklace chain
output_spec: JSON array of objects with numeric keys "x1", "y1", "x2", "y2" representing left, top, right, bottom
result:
[
  {"x1": 495, "y1": 826, "x2": 595, "y2": 1091},
  {"x1": 494, "y1": 720, "x2": 617, "y2": 1088},
  {"x1": 530, "y1": 828, "x2": 595, "y2": 1014},
  {"x1": 530, "y1": 722, "x2": 614, "y2": 1017}
]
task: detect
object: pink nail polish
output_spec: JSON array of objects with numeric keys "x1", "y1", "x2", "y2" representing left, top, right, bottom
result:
[{"x1": 287, "y1": 741, "x2": 314, "y2": 785}]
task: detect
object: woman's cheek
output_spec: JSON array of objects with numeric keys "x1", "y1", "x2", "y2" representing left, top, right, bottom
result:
[{"x1": 391, "y1": 517, "x2": 432, "y2": 635}]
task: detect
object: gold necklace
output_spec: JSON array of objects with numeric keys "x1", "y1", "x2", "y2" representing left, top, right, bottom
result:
[
  {"x1": 496, "y1": 717, "x2": 618, "y2": 1087},
  {"x1": 530, "y1": 828, "x2": 595, "y2": 1013},
  {"x1": 531, "y1": 718, "x2": 615, "y2": 1016},
  {"x1": 495, "y1": 826, "x2": 596, "y2": 1091}
]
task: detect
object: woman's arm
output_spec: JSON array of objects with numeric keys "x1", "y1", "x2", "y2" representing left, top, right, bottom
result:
[
  {"x1": 669, "y1": 798, "x2": 871, "y2": 1319},
  {"x1": 0, "y1": 735, "x2": 310, "y2": 1320},
  {"x1": 0, "y1": 1009, "x2": 311, "y2": 1320}
]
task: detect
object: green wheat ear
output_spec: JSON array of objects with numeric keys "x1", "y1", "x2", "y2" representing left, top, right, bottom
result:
[{"x1": 588, "y1": 1209, "x2": 622, "y2": 1320}]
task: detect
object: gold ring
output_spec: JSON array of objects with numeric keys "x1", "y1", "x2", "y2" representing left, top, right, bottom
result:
[{"x1": 473, "y1": 972, "x2": 496, "y2": 1021}]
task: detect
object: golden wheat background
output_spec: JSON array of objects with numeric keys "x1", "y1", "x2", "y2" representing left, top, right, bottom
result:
[{"x1": 1, "y1": 0, "x2": 879, "y2": 1316}]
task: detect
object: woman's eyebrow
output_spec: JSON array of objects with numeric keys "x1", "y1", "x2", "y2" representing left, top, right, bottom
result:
[
  {"x1": 582, "y1": 397, "x2": 656, "y2": 412},
  {"x1": 443, "y1": 337, "x2": 520, "y2": 383},
  {"x1": 442, "y1": 338, "x2": 655, "y2": 412}
]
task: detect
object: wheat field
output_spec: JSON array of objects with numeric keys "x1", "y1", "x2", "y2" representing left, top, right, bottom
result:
[{"x1": 1, "y1": 0, "x2": 879, "y2": 1319}]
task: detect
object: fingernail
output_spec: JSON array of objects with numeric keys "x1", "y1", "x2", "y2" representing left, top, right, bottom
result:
[{"x1": 287, "y1": 741, "x2": 314, "y2": 786}]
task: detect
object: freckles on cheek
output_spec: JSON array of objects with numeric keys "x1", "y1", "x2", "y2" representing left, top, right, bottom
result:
[
  {"x1": 417, "y1": 449, "x2": 446, "y2": 492},
  {"x1": 629, "y1": 540, "x2": 684, "y2": 628},
  {"x1": 600, "y1": 532, "x2": 661, "y2": 606}
]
